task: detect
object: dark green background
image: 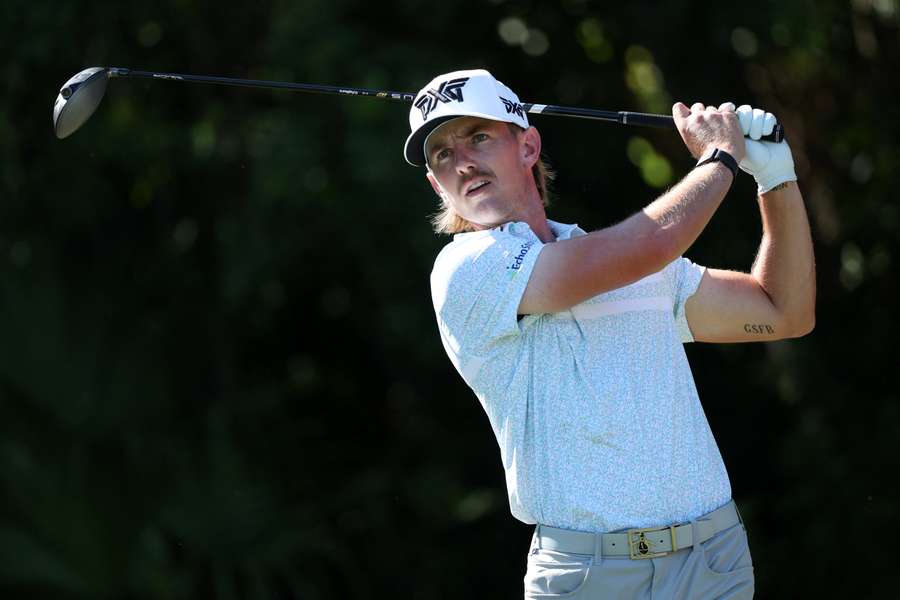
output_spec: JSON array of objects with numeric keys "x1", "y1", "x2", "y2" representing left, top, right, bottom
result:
[{"x1": 2, "y1": 0, "x2": 897, "y2": 597}]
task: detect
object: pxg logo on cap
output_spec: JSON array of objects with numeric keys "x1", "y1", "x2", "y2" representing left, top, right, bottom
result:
[
  {"x1": 500, "y1": 97, "x2": 524, "y2": 118},
  {"x1": 403, "y1": 69, "x2": 530, "y2": 167},
  {"x1": 414, "y1": 77, "x2": 469, "y2": 121}
]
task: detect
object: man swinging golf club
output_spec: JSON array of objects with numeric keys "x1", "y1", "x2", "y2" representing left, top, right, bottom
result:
[{"x1": 404, "y1": 69, "x2": 815, "y2": 599}]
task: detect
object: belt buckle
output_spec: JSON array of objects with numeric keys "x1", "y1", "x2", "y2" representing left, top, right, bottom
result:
[{"x1": 626, "y1": 525, "x2": 677, "y2": 559}]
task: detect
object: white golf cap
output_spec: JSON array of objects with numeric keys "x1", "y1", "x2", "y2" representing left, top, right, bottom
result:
[{"x1": 403, "y1": 69, "x2": 529, "y2": 167}]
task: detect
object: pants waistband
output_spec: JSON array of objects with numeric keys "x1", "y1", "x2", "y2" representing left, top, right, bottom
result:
[{"x1": 533, "y1": 500, "x2": 741, "y2": 560}]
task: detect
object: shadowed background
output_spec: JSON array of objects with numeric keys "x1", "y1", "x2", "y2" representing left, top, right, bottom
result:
[{"x1": 1, "y1": 0, "x2": 897, "y2": 597}]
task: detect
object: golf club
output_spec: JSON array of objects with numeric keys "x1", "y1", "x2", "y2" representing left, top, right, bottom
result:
[{"x1": 52, "y1": 67, "x2": 786, "y2": 142}]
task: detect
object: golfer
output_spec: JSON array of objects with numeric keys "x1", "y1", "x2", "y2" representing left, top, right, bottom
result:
[{"x1": 404, "y1": 70, "x2": 815, "y2": 599}]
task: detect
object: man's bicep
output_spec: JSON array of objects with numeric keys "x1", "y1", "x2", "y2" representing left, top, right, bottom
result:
[
  {"x1": 517, "y1": 240, "x2": 593, "y2": 314},
  {"x1": 517, "y1": 232, "x2": 664, "y2": 315},
  {"x1": 685, "y1": 268, "x2": 791, "y2": 342}
]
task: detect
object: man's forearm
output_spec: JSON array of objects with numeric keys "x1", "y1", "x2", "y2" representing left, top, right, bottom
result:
[
  {"x1": 635, "y1": 162, "x2": 734, "y2": 264},
  {"x1": 750, "y1": 181, "x2": 816, "y2": 333}
]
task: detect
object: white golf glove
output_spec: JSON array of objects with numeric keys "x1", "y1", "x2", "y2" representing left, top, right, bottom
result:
[{"x1": 721, "y1": 102, "x2": 797, "y2": 194}]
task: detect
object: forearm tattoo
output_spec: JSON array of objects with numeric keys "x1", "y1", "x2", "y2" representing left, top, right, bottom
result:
[{"x1": 744, "y1": 323, "x2": 774, "y2": 335}]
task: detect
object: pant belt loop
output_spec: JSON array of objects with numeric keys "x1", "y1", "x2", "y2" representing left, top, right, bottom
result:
[
  {"x1": 594, "y1": 531, "x2": 602, "y2": 562},
  {"x1": 691, "y1": 519, "x2": 701, "y2": 552},
  {"x1": 536, "y1": 524, "x2": 543, "y2": 550}
]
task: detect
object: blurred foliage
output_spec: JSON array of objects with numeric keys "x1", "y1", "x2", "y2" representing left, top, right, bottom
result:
[{"x1": 1, "y1": 0, "x2": 898, "y2": 597}]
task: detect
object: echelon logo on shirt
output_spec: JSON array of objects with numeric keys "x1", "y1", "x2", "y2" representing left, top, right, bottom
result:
[{"x1": 507, "y1": 240, "x2": 535, "y2": 275}]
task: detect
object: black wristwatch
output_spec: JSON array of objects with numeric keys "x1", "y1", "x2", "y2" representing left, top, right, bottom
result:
[{"x1": 695, "y1": 148, "x2": 739, "y2": 180}]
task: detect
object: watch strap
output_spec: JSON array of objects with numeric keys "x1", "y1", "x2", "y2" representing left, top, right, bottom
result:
[{"x1": 695, "y1": 148, "x2": 738, "y2": 180}]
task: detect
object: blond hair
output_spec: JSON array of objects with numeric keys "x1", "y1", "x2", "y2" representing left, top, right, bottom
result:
[{"x1": 429, "y1": 124, "x2": 555, "y2": 235}]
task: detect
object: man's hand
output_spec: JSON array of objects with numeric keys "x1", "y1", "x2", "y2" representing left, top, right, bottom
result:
[
  {"x1": 734, "y1": 104, "x2": 797, "y2": 194},
  {"x1": 672, "y1": 102, "x2": 746, "y2": 163}
]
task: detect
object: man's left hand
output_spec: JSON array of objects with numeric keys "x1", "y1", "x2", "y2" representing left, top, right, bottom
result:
[{"x1": 721, "y1": 103, "x2": 797, "y2": 194}]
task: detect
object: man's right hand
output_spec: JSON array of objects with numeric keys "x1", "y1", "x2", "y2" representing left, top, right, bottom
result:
[{"x1": 672, "y1": 102, "x2": 746, "y2": 164}]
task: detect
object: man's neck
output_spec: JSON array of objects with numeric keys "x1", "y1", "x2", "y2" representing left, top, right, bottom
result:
[
  {"x1": 529, "y1": 217, "x2": 555, "y2": 243},
  {"x1": 518, "y1": 185, "x2": 554, "y2": 242},
  {"x1": 474, "y1": 186, "x2": 555, "y2": 241},
  {"x1": 517, "y1": 204, "x2": 554, "y2": 242}
]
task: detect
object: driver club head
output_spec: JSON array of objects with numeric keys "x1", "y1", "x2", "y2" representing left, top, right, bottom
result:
[{"x1": 53, "y1": 67, "x2": 109, "y2": 139}]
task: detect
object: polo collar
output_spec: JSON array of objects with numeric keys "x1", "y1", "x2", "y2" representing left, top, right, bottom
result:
[{"x1": 497, "y1": 219, "x2": 585, "y2": 241}]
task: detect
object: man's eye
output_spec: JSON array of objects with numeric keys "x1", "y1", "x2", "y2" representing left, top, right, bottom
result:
[
  {"x1": 435, "y1": 148, "x2": 451, "y2": 161},
  {"x1": 472, "y1": 133, "x2": 488, "y2": 143}
]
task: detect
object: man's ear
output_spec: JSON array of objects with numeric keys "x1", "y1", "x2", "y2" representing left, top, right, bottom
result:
[
  {"x1": 520, "y1": 126, "x2": 542, "y2": 169},
  {"x1": 426, "y1": 170, "x2": 447, "y2": 200}
]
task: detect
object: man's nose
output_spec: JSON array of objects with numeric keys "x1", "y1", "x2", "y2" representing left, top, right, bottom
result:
[{"x1": 453, "y1": 145, "x2": 477, "y2": 174}]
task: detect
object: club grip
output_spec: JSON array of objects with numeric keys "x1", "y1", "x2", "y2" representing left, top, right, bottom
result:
[{"x1": 620, "y1": 111, "x2": 785, "y2": 143}]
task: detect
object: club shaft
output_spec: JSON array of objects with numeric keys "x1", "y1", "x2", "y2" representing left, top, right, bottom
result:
[
  {"x1": 108, "y1": 68, "x2": 416, "y2": 102},
  {"x1": 524, "y1": 103, "x2": 784, "y2": 142},
  {"x1": 106, "y1": 68, "x2": 785, "y2": 142}
]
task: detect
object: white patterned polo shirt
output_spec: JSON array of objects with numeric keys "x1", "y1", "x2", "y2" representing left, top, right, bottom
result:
[{"x1": 430, "y1": 219, "x2": 732, "y2": 533}]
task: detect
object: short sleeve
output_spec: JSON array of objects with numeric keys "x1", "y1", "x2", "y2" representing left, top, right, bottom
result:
[
  {"x1": 430, "y1": 229, "x2": 544, "y2": 383},
  {"x1": 665, "y1": 257, "x2": 707, "y2": 343}
]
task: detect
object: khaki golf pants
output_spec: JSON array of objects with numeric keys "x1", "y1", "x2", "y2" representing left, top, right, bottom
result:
[{"x1": 524, "y1": 517, "x2": 754, "y2": 599}]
